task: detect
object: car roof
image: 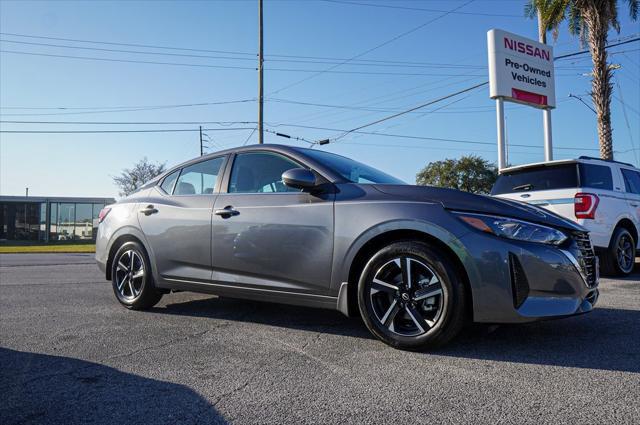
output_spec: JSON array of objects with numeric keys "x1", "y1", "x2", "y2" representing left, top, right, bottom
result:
[
  {"x1": 145, "y1": 144, "x2": 345, "y2": 188},
  {"x1": 500, "y1": 156, "x2": 637, "y2": 174}
]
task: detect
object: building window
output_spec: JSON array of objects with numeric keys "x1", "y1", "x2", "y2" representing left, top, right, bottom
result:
[
  {"x1": 74, "y1": 203, "x2": 93, "y2": 240},
  {"x1": 49, "y1": 203, "x2": 59, "y2": 241},
  {"x1": 57, "y1": 203, "x2": 75, "y2": 241},
  {"x1": 92, "y1": 203, "x2": 104, "y2": 238}
]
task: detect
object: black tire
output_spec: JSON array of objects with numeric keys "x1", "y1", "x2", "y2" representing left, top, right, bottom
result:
[
  {"x1": 111, "y1": 241, "x2": 163, "y2": 310},
  {"x1": 600, "y1": 227, "x2": 636, "y2": 277},
  {"x1": 357, "y1": 241, "x2": 467, "y2": 350}
]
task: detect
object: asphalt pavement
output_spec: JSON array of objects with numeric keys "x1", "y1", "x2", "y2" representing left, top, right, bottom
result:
[{"x1": 1, "y1": 253, "x2": 639, "y2": 424}]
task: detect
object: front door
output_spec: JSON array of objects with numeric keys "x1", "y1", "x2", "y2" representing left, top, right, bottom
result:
[
  {"x1": 621, "y1": 168, "x2": 640, "y2": 249},
  {"x1": 138, "y1": 156, "x2": 226, "y2": 283},
  {"x1": 212, "y1": 151, "x2": 334, "y2": 294}
]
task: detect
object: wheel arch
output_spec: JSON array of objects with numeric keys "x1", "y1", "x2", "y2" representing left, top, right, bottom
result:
[
  {"x1": 105, "y1": 230, "x2": 151, "y2": 281},
  {"x1": 613, "y1": 218, "x2": 638, "y2": 248},
  {"x1": 340, "y1": 226, "x2": 475, "y2": 320}
]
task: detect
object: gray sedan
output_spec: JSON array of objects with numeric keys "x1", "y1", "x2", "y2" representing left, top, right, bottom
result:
[{"x1": 95, "y1": 144, "x2": 599, "y2": 350}]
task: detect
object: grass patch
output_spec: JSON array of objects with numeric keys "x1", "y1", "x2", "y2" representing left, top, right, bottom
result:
[{"x1": 0, "y1": 244, "x2": 96, "y2": 254}]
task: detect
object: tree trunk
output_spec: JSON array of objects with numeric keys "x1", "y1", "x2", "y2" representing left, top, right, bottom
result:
[
  {"x1": 537, "y1": 10, "x2": 547, "y2": 43},
  {"x1": 584, "y1": 6, "x2": 614, "y2": 160}
]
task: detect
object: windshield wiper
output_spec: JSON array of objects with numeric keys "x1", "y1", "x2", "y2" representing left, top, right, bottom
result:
[{"x1": 512, "y1": 183, "x2": 533, "y2": 191}]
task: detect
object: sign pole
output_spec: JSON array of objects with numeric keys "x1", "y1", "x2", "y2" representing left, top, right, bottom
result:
[
  {"x1": 496, "y1": 97, "x2": 507, "y2": 171},
  {"x1": 543, "y1": 109, "x2": 553, "y2": 161}
]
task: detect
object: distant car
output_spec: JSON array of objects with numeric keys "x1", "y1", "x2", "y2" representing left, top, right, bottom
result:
[
  {"x1": 492, "y1": 156, "x2": 639, "y2": 276},
  {"x1": 96, "y1": 145, "x2": 598, "y2": 350}
]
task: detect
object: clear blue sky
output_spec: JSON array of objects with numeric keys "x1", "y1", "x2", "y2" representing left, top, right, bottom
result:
[{"x1": 1, "y1": 0, "x2": 638, "y2": 198}]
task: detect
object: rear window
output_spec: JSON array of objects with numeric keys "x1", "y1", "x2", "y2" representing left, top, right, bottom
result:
[
  {"x1": 491, "y1": 164, "x2": 578, "y2": 195},
  {"x1": 579, "y1": 164, "x2": 612, "y2": 190}
]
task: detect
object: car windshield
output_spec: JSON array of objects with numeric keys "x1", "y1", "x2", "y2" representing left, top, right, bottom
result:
[
  {"x1": 301, "y1": 149, "x2": 406, "y2": 184},
  {"x1": 491, "y1": 163, "x2": 578, "y2": 195}
]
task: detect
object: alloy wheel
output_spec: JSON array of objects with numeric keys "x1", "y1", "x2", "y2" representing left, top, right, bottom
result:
[
  {"x1": 368, "y1": 257, "x2": 447, "y2": 337},
  {"x1": 617, "y1": 234, "x2": 635, "y2": 274},
  {"x1": 115, "y1": 250, "x2": 145, "y2": 300}
]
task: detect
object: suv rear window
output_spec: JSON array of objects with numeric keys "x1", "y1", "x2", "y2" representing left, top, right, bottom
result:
[{"x1": 491, "y1": 164, "x2": 578, "y2": 195}]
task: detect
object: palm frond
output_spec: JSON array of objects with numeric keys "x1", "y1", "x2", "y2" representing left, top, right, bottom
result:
[{"x1": 628, "y1": 0, "x2": 639, "y2": 20}]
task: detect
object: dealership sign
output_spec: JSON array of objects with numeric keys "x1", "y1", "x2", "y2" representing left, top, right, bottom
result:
[{"x1": 487, "y1": 29, "x2": 556, "y2": 109}]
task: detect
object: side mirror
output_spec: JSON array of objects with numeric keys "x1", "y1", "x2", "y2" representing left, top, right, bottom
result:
[{"x1": 282, "y1": 168, "x2": 317, "y2": 190}]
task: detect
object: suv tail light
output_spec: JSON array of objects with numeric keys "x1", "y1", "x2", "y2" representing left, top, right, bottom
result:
[
  {"x1": 98, "y1": 207, "x2": 112, "y2": 223},
  {"x1": 575, "y1": 193, "x2": 599, "y2": 219}
]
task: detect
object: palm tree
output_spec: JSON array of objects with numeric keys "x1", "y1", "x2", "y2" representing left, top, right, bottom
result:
[
  {"x1": 567, "y1": 0, "x2": 638, "y2": 159},
  {"x1": 525, "y1": 0, "x2": 570, "y2": 43}
]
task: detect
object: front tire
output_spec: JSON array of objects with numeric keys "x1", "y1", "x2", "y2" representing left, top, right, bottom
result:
[
  {"x1": 357, "y1": 241, "x2": 467, "y2": 350},
  {"x1": 111, "y1": 241, "x2": 163, "y2": 310},
  {"x1": 600, "y1": 227, "x2": 636, "y2": 276}
]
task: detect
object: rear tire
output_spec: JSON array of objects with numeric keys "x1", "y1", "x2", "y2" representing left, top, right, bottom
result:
[
  {"x1": 600, "y1": 227, "x2": 636, "y2": 277},
  {"x1": 357, "y1": 241, "x2": 467, "y2": 350},
  {"x1": 111, "y1": 241, "x2": 163, "y2": 310}
]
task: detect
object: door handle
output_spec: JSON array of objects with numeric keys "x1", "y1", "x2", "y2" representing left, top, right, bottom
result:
[
  {"x1": 214, "y1": 206, "x2": 239, "y2": 218},
  {"x1": 631, "y1": 203, "x2": 639, "y2": 207},
  {"x1": 139, "y1": 205, "x2": 158, "y2": 216}
]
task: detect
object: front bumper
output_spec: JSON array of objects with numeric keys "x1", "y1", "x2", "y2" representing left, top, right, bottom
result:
[{"x1": 459, "y1": 230, "x2": 599, "y2": 324}]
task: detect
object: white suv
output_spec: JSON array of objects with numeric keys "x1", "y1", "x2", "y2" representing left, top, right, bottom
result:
[{"x1": 492, "y1": 156, "x2": 639, "y2": 276}]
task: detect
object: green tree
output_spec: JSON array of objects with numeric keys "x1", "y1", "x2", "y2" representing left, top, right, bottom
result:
[
  {"x1": 113, "y1": 157, "x2": 166, "y2": 197},
  {"x1": 415, "y1": 155, "x2": 498, "y2": 194},
  {"x1": 525, "y1": 0, "x2": 570, "y2": 43},
  {"x1": 567, "y1": 0, "x2": 638, "y2": 160}
]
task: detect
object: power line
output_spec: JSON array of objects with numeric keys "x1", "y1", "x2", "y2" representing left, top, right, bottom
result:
[
  {"x1": 0, "y1": 120, "x2": 257, "y2": 125},
  {"x1": 554, "y1": 37, "x2": 640, "y2": 60},
  {"x1": 267, "y1": 123, "x2": 602, "y2": 152},
  {"x1": 319, "y1": 0, "x2": 522, "y2": 17},
  {"x1": 0, "y1": 49, "x2": 488, "y2": 77},
  {"x1": 0, "y1": 39, "x2": 261, "y2": 62},
  {"x1": 0, "y1": 38, "x2": 499, "y2": 70},
  {"x1": 268, "y1": 0, "x2": 476, "y2": 95},
  {"x1": 0, "y1": 127, "x2": 255, "y2": 134},
  {"x1": 0, "y1": 100, "x2": 255, "y2": 116},
  {"x1": 0, "y1": 99, "x2": 255, "y2": 111},
  {"x1": 0, "y1": 49, "x2": 257, "y2": 70},
  {"x1": 0, "y1": 31, "x2": 256, "y2": 56},
  {"x1": 327, "y1": 82, "x2": 489, "y2": 143},
  {"x1": 264, "y1": 128, "x2": 314, "y2": 145}
]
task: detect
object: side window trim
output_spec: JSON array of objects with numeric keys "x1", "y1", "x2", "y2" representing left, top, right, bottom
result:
[
  {"x1": 158, "y1": 154, "x2": 228, "y2": 196},
  {"x1": 225, "y1": 150, "x2": 306, "y2": 194},
  {"x1": 173, "y1": 155, "x2": 227, "y2": 196},
  {"x1": 158, "y1": 169, "x2": 181, "y2": 195}
]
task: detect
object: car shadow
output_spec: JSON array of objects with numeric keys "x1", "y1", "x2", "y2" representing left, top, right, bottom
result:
[
  {"x1": 154, "y1": 296, "x2": 373, "y2": 340},
  {"x1": 602, "y1": 261, "x2": 640, "y2": 281},
  {"x1": 0, "y1": 347, "x2": 227, "y2": 425},
  {"x1": 154, "y1": 295, "x2": 639, "y2": 374}
]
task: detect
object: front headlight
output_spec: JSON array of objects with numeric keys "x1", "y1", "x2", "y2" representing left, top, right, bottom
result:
[{"x1": 454, "y1": 212, "x2": 568, "y2": 246}]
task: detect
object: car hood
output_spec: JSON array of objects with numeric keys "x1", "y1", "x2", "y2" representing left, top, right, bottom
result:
[{"x1": 372, "y1": 184, "x2": 585, "y2": 232}]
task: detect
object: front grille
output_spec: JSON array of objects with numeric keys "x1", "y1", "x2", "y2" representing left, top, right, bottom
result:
[{"x1": 572, "y1": 231, "x2": 598, "y2": 287}]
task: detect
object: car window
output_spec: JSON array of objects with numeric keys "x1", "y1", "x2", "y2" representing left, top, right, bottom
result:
[
  {"x1": 228, "y1": 152, "x2": 302, "y2": 193},
  {"x1": 622, "y1": 169, "x2": 640, "y2": 194},
  {"x1": 491, "y1": 164, "x2": 578, "y2": 195},
  {"x1": 174, "y1": 157, "x2": 225, "y2": 195},
  {"x1": 159, "y1": 170, "x2": 179, "y2": 194},
  {"x1": 579, "y1": 164, "x2": 613, "y2": 190}
]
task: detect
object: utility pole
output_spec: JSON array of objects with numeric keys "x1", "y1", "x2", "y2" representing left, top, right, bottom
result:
[
  {"x1": 258, "y1": 0, "x2": 264, "y2": 144},
  {"x1": 199, "y1": 126, "x2": 203, "y2": 156}
]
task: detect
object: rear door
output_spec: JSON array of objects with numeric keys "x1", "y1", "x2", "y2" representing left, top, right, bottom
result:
[
  {"x1": 138, "y1": 155, "x2": 227, "y2": 283},
  {"x1": 211, "y1": 151, "x2": 334, "y2": 294},
  {"x1": 621, "y1": 167, "x2": 640, "y2": 248}
]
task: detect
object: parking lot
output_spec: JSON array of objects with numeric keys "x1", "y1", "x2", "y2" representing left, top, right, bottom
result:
[{"x1": 1, "y1": 253, "x2": 638, "y2": 424}]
